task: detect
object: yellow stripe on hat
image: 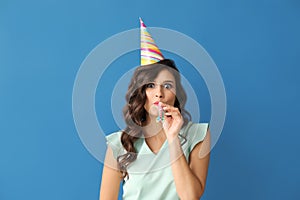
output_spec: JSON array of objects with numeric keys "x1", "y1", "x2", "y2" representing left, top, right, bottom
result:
[{"x1": 140, "y1": 18, "x2": 164, "y2": 65}]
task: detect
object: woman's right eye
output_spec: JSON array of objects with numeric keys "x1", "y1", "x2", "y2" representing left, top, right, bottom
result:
[{"x1": 146, "y1": 83, "x2": 155, "y2": 88}]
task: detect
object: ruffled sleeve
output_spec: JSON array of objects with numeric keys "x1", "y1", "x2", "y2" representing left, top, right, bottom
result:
[
  {"x1": 185, "y1": 123, "x2": 209, "y2": 153},
  {"x1": 106, "y1": 131, "x2": 125, "y2": 160}
]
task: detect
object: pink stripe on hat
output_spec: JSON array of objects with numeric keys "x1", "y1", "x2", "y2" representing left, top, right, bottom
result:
[{"x1": 140, "y1": 17, "x2": 164, "y2": 65}]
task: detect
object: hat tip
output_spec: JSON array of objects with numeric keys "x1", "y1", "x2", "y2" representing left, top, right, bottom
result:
[{"x1": 139, "y1": 18, "x2": 164, "y2": 65}]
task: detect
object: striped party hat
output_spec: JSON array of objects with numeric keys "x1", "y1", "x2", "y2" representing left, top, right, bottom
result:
[{"x1": 140, "y1": 17, "x2": 164, "y2": 65}]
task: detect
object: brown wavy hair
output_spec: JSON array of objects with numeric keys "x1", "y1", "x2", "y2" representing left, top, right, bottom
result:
[{"x1": 117, "y1": 59, "x2": 191, "y2": 179}]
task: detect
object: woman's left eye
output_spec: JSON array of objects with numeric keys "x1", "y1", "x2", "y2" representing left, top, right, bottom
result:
[{"x1": 164, "y1": 83, "x2": 173, "y2": 89}]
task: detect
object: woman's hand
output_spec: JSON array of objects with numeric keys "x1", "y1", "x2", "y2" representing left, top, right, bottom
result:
[{"x1": 160, "y1": 102, "x2": 184, "y2": 142}]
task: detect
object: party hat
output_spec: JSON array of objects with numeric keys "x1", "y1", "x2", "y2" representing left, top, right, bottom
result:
[{"x1": 140, "y1": 17, "x2": 164, "y2": 65}]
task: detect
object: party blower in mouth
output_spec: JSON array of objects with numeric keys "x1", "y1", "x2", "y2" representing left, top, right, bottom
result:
[{"x1": 154, "y1": 102, "x2": 165, "y2": 123}]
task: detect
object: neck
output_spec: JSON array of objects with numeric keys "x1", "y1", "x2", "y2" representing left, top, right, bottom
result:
[
  {"x1": 143, "y1": 115, "x2": 165, "y2": 139},
  {"x1": 143, "y1": 116, "x2": 166, "y2": 153}
]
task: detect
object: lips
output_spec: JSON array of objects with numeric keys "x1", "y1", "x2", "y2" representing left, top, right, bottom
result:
[{"x1": 153, "y1": 101, "x2": 160, "y2": 105}]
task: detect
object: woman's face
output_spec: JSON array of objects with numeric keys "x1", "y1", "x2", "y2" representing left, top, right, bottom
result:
[{"x1": 144, "y1": 69, "x2": 176, "y2": 117}]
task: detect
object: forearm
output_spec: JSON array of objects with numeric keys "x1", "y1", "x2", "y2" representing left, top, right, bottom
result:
[{"x1": 168, "y1": 137, "x2": 204, "y2": 200}]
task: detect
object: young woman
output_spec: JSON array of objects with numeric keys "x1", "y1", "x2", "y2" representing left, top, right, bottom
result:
[{"x1": 99, "y1": 59, "x2": 210, "y2": 200}]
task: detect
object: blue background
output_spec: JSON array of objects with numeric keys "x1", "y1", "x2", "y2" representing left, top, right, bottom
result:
[{"x1": 1, "y1": 0, "x2": 299, "y2": 199}]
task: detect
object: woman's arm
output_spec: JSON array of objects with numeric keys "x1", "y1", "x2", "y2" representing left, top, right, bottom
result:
[
  {"x1": 160, "y1": 102, "x2": 211, "y2": 199},
  {"x1": 168, "y1": 129, "x2": 210, "y2": 200},
  {"x1": 99, "y1": 146, "x2": 123, "y2": 200}
]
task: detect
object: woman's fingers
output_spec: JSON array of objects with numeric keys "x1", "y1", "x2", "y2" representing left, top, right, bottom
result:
[
  {"x1": 159, "y1": 102, "x2": 183, "y2": 139},
  {"x1": 159, "y1": 102, "x2": 182, "y2": 120}
]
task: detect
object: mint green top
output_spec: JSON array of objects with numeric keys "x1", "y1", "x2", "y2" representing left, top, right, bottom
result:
[{"x1": 106, "y1": 122, "x2": 209, "y2": 200}]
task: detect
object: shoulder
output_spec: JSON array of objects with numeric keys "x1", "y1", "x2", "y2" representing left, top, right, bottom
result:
[
  {"x1": 182, "y1": 122, "x2": 209, "y2": 139},
  {"x1": 181, "y1": 122, "x2": 209, "y2": 152},
  {"x1": 106, "y1": 131, "x2": 125, "y2": 159},
  {"x1": 106, "y1": 131, "x2": 122, "y2": 144}
]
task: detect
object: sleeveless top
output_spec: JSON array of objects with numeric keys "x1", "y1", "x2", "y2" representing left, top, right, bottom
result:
[{"x1": 106, "y1": 122, "x2": 209, "y2": 200}]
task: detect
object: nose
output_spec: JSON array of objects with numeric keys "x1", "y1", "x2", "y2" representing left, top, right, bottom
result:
[{"x1": 155, "y1": 84, "x2": 164, "y2": 98}]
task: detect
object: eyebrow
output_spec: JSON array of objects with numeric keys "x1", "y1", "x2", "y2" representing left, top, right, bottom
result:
[
  {"x1": 163, "y1": 80, "x2": 175, "y2": 84},
  {"x1": 149, "y1": 80, "x2": 175, "y2": 84}
]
